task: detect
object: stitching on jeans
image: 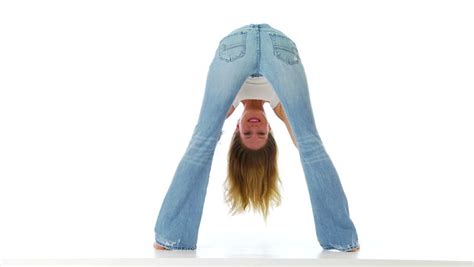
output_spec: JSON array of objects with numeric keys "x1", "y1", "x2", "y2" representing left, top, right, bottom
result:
[
  {"x1": 268, "y1": 33, "x2": 300, "y2": 65},
  {"x1": 218, "y1": 32, "x2": 247, "y2": 62}
]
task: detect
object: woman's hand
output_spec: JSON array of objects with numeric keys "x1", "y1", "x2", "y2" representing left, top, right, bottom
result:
[{"x1": 273, "y1": 103, "x2": 297, "y2": 147}]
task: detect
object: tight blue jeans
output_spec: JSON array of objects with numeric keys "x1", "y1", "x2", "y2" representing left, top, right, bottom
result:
[{"x1": 154, "y1": 23, "x2": 359, "y2": 252}]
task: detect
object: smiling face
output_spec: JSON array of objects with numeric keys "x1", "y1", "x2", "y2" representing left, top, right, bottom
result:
[{"x1": 237, "y1": 109, "x2": 270, "y2": 150}]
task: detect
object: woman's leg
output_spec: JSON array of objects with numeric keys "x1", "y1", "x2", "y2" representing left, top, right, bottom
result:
[
  {"x1": 259, "y1": 25, "x2": 360, "y2": 251},
  {"x1": 154, "y1": 25, "x2": 258, "y2": 250}
]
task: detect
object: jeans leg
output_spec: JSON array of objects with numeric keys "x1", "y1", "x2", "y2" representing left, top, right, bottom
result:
[
  {"x1": 260, "y1": 28, "x2": 359, "y2": 251},
  {"x1": 154, "y1": 29, "x2": 258, "y2": 250}
]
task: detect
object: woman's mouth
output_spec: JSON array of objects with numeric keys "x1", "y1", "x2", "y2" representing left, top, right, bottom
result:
[{"x1": 248, "y1": 117, "x2": 261, "y2": 123}]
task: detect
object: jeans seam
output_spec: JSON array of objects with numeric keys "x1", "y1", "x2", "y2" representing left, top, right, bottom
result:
[{"x1": 257, "y1": 25, "x2": 261, "y2": 73}]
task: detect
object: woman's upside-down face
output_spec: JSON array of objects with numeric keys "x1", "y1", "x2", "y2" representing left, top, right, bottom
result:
[{"x1": 237, "y1": 109, "x2": 270, "y2": 150}]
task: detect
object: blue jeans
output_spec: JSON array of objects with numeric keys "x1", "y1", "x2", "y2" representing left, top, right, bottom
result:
[{"x1": 154, "y1": 23, "x2": 359, "y2": 252}]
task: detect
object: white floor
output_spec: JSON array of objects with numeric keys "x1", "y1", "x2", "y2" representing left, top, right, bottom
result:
[
  {"x1": 1, "y1": 258, "x2": 472, "y2": 267},
  {"x1": 1, "y1": 238, "x2": 473, "y2": 267}
]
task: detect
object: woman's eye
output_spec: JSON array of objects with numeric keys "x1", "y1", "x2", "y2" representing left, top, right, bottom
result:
[
  {"x1": 258, "y1": 132, "x2": 266, "y2": 136},
  {"x1": 243, "y1": 132, "x2": 251, "y2": 136}
]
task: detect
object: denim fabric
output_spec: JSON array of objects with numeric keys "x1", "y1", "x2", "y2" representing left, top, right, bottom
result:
[{"x1": 154, "y1": 23, "x2": 359, "y2": 252}]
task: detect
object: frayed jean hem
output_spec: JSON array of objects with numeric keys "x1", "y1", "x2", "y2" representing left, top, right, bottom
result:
[
  {"x1": 155, "y1": 238, "x2": 196, "y2": 251},
  {"x1": 321, "y1": 242, "x2": 360, "y2": 252}
]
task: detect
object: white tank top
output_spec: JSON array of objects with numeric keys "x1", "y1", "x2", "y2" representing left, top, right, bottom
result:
[{"x1": 232, "y1": 76, "x2": 280, "y2": 109}]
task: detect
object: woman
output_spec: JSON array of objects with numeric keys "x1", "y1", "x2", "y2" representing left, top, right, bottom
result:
[{"x1": 154, "y1": 23, "x2": 360, "y2": 252}]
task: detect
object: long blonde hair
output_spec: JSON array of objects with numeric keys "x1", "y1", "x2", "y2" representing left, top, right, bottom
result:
[{"x1": 223, "y1": 130, "x2": 282, "y2": 221}]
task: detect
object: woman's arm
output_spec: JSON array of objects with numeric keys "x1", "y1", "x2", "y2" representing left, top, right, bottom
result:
[
  {"x1": 273, "y1": 103, "x2": 297, "y2": 147},
  {"x1": 226, "y1": 105, "x2": 235, "y2": 119}
]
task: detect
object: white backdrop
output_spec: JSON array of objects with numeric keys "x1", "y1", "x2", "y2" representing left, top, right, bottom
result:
[{"x1": 1, "y1": 0, "x2": 473, "y2": 261}]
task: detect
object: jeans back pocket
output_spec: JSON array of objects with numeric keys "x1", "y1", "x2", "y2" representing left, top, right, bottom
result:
[
  {"x1": 269, "y1": 33, "x2": 300, "y2": 65},
  {"x1": 218, "y1": 32, "x2": 247, "y2": 62}
]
